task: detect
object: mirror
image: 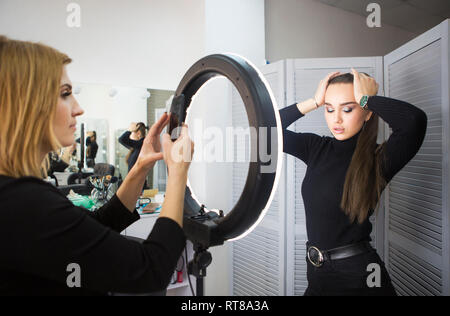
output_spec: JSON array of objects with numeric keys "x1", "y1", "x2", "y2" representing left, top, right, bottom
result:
[
  {"x1": 72, "y1": 82, "x2": 148, "y2": 177},
  {"x1": 71, "y1": 83, "x2": 176, "y2": 194},
  {"x1": 74, "y1": 119, "x2": 108, "y2": 167},
  {"x1": 146, "y1": 89, "x2": 175, "y2": 192}
]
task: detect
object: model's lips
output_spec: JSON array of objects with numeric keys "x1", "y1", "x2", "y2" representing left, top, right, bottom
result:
[{"x1": 333, "y1": 127, "x2": 344, "y2": 134}]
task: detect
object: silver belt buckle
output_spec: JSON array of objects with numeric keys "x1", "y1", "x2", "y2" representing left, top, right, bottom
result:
[{"x1": 307, "y1": 246, "x2": 324, "y2": 267}]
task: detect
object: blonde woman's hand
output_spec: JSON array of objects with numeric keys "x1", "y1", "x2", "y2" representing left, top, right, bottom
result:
[
  {"x1": 161, "y1": 123, "x2": 194, "y2": 178},
  {"x1": 351, "y1": 68, "x2": 379, "y2": 104},
  {"x1": 135, "y1": 113, "x2": 170, "y2": 171},
  {"x1": 314, "y1": 71, "x2": 341, "y2": 107}
]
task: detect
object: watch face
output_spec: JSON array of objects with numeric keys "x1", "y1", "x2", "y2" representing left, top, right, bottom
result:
[{"x1": 360, "y1": 95, "x2": 368, "y2": 108}]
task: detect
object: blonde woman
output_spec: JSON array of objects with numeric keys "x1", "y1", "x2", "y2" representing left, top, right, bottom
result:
[{"x1": 0, "y1": 35, "x2": 194, "y2": 295}]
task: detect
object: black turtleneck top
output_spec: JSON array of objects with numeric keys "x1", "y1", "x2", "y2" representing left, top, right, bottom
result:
[
  {"x1": 118, "y1": 131, "x2": 144, "y2": 172},
  {"x1": 0, "y1": 176, "x2": 186, "y2": 295},
  {"x1": 279, "y1": 96, "x2": 427, "y2": 250}
]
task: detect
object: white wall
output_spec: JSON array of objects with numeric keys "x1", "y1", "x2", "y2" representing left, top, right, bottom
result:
[
  {"x1": 265, "y1": 0, "x2": 418, "y2": 62},
  {"x1": 0, "y1": 0, "x2": 205, "y2": 90},
  {"x1": 0, "y1": 0, "x2": 205, "y2": 166}
]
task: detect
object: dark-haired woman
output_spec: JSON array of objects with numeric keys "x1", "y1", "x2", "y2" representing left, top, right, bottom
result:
[
  {"x1": 86, "y1": 131, "x2": 98, "y2": 168},
  {"x1": 119, "y1": 122, "x2": 150, "y2": 190},
  {"x1": 119, "y1": 122, "x2": 148, "y2": 172},
  {"x1": 280, "y1": 69, "x2": 427, "y2": 296}
]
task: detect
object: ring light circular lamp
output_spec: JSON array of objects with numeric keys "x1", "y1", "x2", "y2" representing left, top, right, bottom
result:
[{"x1": 168, "y1": 54, "x2": 283, "y2": 249}]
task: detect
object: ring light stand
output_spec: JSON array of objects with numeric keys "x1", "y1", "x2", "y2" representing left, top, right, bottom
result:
[{"x1": 168, "y1": 54, "x2": 283, "y2": 296}]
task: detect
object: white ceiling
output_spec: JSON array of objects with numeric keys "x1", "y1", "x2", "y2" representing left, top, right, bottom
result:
[{"x1": 313, "y1": 0, "x2": 450, "y2": 34}]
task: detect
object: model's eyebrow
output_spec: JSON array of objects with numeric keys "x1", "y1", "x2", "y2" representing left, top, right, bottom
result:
[
  {"x1": 324, "y1": 101, "x2": 358, "y2": 106},
  {"x1": 60, "y1": 83, "x2": 72, "y2": 90}
]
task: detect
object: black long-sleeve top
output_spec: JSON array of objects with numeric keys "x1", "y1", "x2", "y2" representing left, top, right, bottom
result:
[
  {"x1": 0, "y1": 175, "x2": 186, "y2": 295},
  {"x1": 86, "y1": 138, "x2": 98, "y2": 160},
  {"x1": 280, "y1": 96, "x2": 427, "y2": 250},
  {"x1": 118, "y1": 131, "x2": 144, "y2": 172}
]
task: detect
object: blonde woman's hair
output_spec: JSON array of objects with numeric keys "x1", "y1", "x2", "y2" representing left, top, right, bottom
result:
[{"x1": 0, "y1": 35, "x2": 72, "y2": 178}]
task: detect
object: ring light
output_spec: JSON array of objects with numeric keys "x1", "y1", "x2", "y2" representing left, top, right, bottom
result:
[{"x1": 168, "y1": 54, "x2": 283, "y2": 249}]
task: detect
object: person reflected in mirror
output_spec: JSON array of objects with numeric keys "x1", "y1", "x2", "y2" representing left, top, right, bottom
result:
[
  {"x1": 119, "y1": 123, "x2": 147, "y2": 172},
  {"x1": 75, "y1": 130, "x2": 98, "y2": 168},
  {"x1": 119, "y1": 122, "x2": 149, "y2": 189},
  {"x1": 85, "y1": 131, "x2": 98, "y2": 168},
  {"x1": 0, "y1": 35, "x2": 194, "y2": 295},
  {"x1": 280, "y1": 70, "x2": 427, "y2": 296}
]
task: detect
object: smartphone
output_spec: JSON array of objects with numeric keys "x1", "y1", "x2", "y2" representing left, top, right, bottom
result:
[{"x1": 168, "y1": 94, "x2": 186, "y2": 141}]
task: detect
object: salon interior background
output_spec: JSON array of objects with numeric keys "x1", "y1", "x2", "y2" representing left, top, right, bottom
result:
[{"x1": 0, "y1": 0, "x2": 449, "y2": 295}]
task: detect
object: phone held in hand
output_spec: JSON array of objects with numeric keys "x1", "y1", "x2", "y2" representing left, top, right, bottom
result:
[{"x1": 168, "y1": 94, "x2": 186, "y2": 141}]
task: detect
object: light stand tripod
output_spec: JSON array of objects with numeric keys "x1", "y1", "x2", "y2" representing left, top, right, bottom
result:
[{"x1": 187, "y1": 244, "x2": 212, "y2": 296}]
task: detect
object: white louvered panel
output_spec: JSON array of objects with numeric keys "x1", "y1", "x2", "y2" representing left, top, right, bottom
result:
[
  {"x1": 293, "y1": 157, "x2": 308, "y2": 295},
  {"x1": 293, "y1": 236, "x2": 308, "y2": 295},
  {"x1": 385, "y1": 32, "x2": 445, "y2": 295},
  {"x1": 294, "y1": 159, "x2": 307, "y2": 226},
  {"x1": 233, "y1": 226, "x2": 280, "y2": 296},
  {"x1": 265, "y1": 70, "x2": 281, "y2": 108},
  {"x1": 231, "y1": 61, "x2": 286, "y2": 296},
  {"x1": 389, "y1": 242, "x2": 442, "y2": 296},
  {"x1": 231, "y1": 83, "x2": 250, "y2": 209}
]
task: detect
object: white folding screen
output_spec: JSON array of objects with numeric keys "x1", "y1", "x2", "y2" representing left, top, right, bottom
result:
[
  {"x1": 231, "y1": 60, "x2": 287, "y2": 296},
  {"x1": 383, "y1": 20, "x2": 450, "y2": 296},
  {"x1": 284, "y1": 57, "x2": 385, "y2": 295},
  {"x1": 229, "y1": 20, "x2": 449, "y2": 296}
]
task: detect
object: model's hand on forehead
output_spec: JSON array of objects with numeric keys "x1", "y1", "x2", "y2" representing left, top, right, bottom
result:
[
  {"x1": 351, "y1": 68, "x2": 379, "y2": 104},
  {"x1": 128, "y1": 122, "x2": 137, "y2": 132},
  {"x1": 314, "y1": 71, "x2": 341, "y2": 107}
]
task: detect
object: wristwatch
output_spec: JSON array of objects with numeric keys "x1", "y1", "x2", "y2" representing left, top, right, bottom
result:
[{"x1": 359, "y1": 95, "x2": 369, "y2": 110}]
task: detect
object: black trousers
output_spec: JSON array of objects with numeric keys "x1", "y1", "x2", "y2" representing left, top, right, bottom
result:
[{"x1": 304, "y1": 247, "x2": 397, "y2": 296}]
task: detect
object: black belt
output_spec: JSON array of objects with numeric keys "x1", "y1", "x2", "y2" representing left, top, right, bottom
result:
[{"x1": 306, "y1": 241, "x2": 373, "y2": 268}]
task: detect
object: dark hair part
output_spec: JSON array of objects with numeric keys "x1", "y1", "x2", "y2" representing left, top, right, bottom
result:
[
  {"x1": 135, "y1": 122, "x2": 147, "y2": 136},
  {"x1": 328, "y1": 73, "x2": 387, "y2": 224},
  {"x1": 89, "y1": 131, "x2": 96, "y2": 141}
]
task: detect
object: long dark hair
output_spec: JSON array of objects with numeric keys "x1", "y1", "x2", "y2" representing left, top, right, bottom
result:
[
  {"x1": 328, "y1": 73, "x2": 387, "y2": 224},
  {"x1": 125, "y1": 122, "x2": 147, "y2": 163}
]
